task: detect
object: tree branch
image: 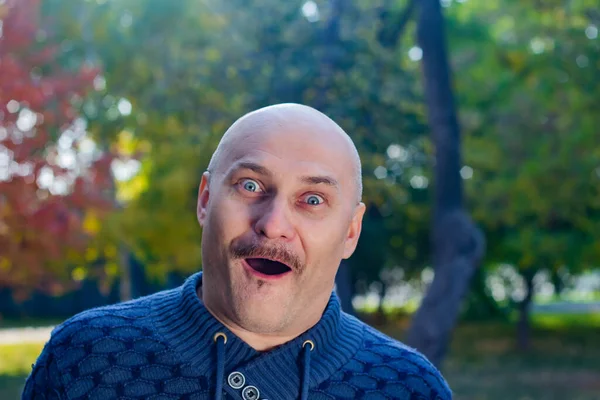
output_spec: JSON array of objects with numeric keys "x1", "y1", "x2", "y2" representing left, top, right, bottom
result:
[{"x1": 377, "y1": 0, "x2": 419, "y2": 49}]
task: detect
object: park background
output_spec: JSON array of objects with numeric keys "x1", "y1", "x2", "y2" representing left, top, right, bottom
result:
[{"x1": 1, "y1": 0, "x2": 600, "y2": 398}]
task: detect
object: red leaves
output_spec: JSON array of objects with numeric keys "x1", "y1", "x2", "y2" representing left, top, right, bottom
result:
[
  {"x1": 0, "y1": 0, "x2": 114, "y2": 293},
  {"x1": 0, "y1": 0, "x2": 40, "y2": 50}
]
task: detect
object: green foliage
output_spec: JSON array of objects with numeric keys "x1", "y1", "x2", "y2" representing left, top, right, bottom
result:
[
  {"x1": 221, "y1": 0, "x2": 434, "y2": 290},
  {"x1": 0, "y1": 343, "x2": 44, "y2": 376},
  {"x1": 41, "y1": 0, "x2": 246, "y2": 280},
  {"x1": 0, "y1": 342, "x2": 44, "y2": 399},
  {"x1": 35, "y1": 0, "x2": 600, "y2": 303},
  {"x1": 38, "y1": 0, "x2": 436, "y2": 288},
  {"x1": 444, "y1": 1, "x2": 600, "y2": 285}
]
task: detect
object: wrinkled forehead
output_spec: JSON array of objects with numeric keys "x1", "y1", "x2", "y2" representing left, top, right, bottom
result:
[{"x1": 218, "y1": 118, "x2": 356, "y2": 192}]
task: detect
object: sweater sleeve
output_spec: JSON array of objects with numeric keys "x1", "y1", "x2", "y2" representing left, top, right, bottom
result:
[{"x1": 21, "y1": 341, "x2": 66, "y2": 400}]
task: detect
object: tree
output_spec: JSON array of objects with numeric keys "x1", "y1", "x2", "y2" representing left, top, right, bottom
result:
[
  {"x1": 39, "y1": 0, "x2": 247, "y2": 298},
  {"x1": 447, "y1": 0, "x2": 600, "y2": 350},
  {"x1": 0, "y1": 0, "x2": 113, "y2": 299},
  {"x1": 405, "y1": 0, "x2": 485, "y2": 368},
  {"x1": 220, "y1": 0, "x2": 435, "y2": 306},
  {"x1": 39, "y1": 0, "x2": 437, "y2": 302},
  {"x1": 27, "y1": 1, "x2": 600, "y2": 356}
]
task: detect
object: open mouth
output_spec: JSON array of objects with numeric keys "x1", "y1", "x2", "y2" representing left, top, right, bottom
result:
[{"x1": 245, "y1": 258, "x2": 292, "y2": 276}]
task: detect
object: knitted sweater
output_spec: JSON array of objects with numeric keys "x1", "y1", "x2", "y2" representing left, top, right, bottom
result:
[{"x1": 23, "y1": 272, "x2": 452, "y2": 399}]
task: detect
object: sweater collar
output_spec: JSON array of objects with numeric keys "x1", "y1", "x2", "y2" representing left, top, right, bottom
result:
[{"x1": 152, "y1": 272, "x2": 363, "y2": 398}]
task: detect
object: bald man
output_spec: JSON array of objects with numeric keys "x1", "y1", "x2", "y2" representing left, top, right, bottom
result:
[{"x1": 24, "y1": 104, "x2": 452, "y2": 400}]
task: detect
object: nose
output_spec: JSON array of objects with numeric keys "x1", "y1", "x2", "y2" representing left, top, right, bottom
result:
[{"x1": 253, "y1": 196, "x2": 295, "y2": 240}]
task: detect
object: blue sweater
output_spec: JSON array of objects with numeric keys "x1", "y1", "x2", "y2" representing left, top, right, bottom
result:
[{"x1": 23, "y1": 272, "x2": 452, "y2": 399}]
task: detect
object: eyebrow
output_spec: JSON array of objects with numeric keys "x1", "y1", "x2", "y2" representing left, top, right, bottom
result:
[
  {"x1": 300, "y1": 175, "x2": 339, "y2": 189},
  {"x1": 229, "y1": 161, "x2": 339, "y2": 189},
  {"x1": 230, "y1": 161, "x2": 272, "y2": 177}
]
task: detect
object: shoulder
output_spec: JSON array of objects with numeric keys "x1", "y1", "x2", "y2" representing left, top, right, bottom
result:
[
  {"x1": 319, "y1": 317, "x2": 452, "y2": 400},
  {"x1": 24, "y1": 290, "x2": 183, "y2": 399},
  {"x1": 357, "y1": 324, "x2": 452, "y2": 399},
  {"x1": 45, "y1": 291, "x2": 170, "y2": 368},
  {"x1": 50, "y1": 293, "x2": 154, "y2": 344}
]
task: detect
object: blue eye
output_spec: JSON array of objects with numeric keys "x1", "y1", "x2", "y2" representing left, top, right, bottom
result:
[
  {"x1": 305, "y1": 195, "x2": 323, "y2": 205},
  {"x1": 242, "y1": 179, "x2": 261, "y2": 192}
]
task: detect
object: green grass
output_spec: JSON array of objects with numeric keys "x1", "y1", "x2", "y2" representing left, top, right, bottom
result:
[
  {"x1": 531, "y1": 312, "x2": 600, "y2": 328},
  {"x1": 443, "y1": 326, "x2": 600, "y2": 400},
  {"x1": 0, "y1": 343, "x2": 44, "y2": 400},
  {"x1": 374, "y1": 315, "x2": 600, "y2": 400},
  {"x1": 2, "y1": 314, "x2": 600, "y2": 399},
  {"x1": 0, "y1": 343, "x2": 45, "y2": 376}
]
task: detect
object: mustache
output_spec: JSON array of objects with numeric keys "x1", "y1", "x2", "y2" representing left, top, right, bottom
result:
[{"x1": 230, "y1": 238, "x2": 303, "y2": 272}]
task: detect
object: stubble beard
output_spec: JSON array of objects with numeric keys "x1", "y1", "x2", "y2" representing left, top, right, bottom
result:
[
  {"x1": 201, "y1": 223, "x2": 305, "y2": 335},
  {"x1": 228, "y1": 259, "x2": 298, "y2": 335}
]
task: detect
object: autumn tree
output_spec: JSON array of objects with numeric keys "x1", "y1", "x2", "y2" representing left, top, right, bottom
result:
[
  {"x1": 33, "y1": 0, "x2": 600, "y2": 355},
  {"x1": 0, "y1": 0, "x2": 113, "y2": 298}
]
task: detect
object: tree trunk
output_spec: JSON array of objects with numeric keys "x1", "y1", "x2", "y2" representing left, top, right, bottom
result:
[
  {"x1": 551, "y1": 268, "x2": 564, "y2": 296},
  {"x1": 376, "y1": 281, "x2": 388, "y2": 324},
  {"x1": 335, "y1": 260, "x2": 356, "y2": 316},
  {"x1": 119, "y1": 246, "x2": 132, "y2": 302},
  {"x1": 377, "y1": 0, "x2": 418, "y2": 49},
  {"x1": 517, "y1": 270, "x2": 535, "y2": 351},
  {"x1": 319, "y1": 1, "x2": 356, "y2": 318},
  {"x1": 405, "y1": 0, "x2": 485, "y2": 368},
  {"x1": 377, "y1": 281, "x2": 387, "y2": 315},
  {"x1": 312, "y1": 0, "x2": 345, "y2": 111}
]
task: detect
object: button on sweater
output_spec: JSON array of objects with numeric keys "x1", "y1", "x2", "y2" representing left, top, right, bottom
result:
[{"x1": 22, "y1": 272, "x2": 452, "y2": 399}]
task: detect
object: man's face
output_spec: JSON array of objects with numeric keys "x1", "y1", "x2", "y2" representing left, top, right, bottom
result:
[{"x1": 197, "y1": 117, "x2": 364, "y2": 335}]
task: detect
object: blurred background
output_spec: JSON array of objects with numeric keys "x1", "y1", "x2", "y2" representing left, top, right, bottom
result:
[{"x1": 1, "y1": 0, "x2": 600, "y2": 399}]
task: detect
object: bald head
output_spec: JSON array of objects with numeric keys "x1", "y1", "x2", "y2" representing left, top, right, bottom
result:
[
  {"x1": 207, "y1": 103, "x2": 363, "y2": 203},
  {"x1": 197, "y1": 103, "x2": 366, "y2": 337}
]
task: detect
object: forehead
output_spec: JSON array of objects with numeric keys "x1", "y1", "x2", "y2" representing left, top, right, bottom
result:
[{"x1": 221, "y1": 120, "x2": 354, "y2": 189}]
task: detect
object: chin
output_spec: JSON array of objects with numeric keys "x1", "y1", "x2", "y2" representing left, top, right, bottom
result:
[
  {"x1": 241, "y1": 318, "x2": 287, "y2": 335},
  {"x1": 232, "y1": 299, "x2": 291, "y2": 334}
]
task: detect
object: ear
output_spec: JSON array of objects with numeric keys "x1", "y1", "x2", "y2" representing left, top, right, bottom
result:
[
  {"x1": 342, "y1": 202, "x2": 366, "y2": 259},
  {"x1": 197, "y1": 171, "x2": 211, "y2": 226}
]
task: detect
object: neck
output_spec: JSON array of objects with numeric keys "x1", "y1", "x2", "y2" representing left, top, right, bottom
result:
[{"x1": 197, "y1": 286, "x2": 325, "y2": 351}]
